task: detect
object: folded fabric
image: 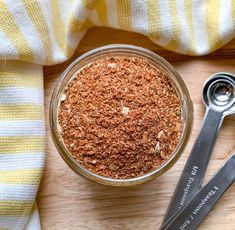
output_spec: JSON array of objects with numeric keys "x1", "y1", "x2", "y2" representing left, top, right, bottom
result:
[{"x1": 0, "y1": 0, "x2": 234, "y2": 229}]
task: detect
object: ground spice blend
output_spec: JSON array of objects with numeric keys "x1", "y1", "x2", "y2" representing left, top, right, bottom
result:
[{"x1": 58, "y1": 56, "x2": 182, "y2": 179}]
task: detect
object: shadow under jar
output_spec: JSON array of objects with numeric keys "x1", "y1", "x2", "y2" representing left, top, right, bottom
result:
[{"x1": 50, "y1": 44, "x2": 193, "y2": 187}]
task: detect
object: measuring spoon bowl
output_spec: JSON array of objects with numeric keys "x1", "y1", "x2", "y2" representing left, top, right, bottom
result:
[{"x1": 203, "y1": 72, "x2": 235, "y2": 115}]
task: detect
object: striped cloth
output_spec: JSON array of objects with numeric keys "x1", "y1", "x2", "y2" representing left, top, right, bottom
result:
[
  {"x1": 0, "y1": 61, "x2": 44, "y2": 229},
  {"x1": 0, "y1": 0, "x2": 234, "y2": 229}
]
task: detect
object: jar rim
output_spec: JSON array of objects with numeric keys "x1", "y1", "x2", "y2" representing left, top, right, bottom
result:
[{"x1": 50, "y1": 44, "x2": 193, "y2": 187}]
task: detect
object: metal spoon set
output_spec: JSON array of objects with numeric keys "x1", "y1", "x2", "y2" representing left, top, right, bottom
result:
[{"x1": 161, "y1": 73, "x2": 235, "y2": 230}]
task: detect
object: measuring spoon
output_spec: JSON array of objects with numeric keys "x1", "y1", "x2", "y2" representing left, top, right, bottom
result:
[
  {"x1": 162, "y1": 73, "x2": 235, "y2": 227},
  {"x1": 163, "y1": 153, "x2": 235, "y2": 230}
]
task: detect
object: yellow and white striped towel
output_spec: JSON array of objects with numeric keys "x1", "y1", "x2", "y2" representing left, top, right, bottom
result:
[{"x1": 0, "y1": 1, "x2": 235, "y2": 229}]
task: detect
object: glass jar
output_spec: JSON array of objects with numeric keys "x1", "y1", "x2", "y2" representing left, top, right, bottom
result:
[{"x1": 50, "y1": 44, "x2": 193, "y2": 187}]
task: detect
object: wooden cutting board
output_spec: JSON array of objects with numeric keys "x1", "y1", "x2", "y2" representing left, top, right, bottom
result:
[{"x1": 38, "y1": 27, "x2": 235, "y2": 230}]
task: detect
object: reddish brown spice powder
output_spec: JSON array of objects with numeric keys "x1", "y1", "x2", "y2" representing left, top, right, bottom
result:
[{"x1": 58, "y1": 56, "x2": 182, "y2": 179}]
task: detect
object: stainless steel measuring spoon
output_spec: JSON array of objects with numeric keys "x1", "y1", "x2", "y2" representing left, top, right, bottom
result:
[
  {"x1": 163, "y1": 153, "x2": 235, "y2": 230},
  {"x1": 162, "y1": 73, "x2": 235, "y2": 228}
]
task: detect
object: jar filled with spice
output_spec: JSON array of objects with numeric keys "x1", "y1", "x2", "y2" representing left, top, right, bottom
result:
[{"x1": 50, "y1": 44, "x2": 193, "y2": 187}]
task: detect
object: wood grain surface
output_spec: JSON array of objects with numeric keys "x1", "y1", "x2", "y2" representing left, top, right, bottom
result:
[{"x1": 38, "y1": 27, "x2": 235, "y2": 230}]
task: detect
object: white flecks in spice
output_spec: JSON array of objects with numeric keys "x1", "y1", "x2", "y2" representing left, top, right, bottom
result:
[
  {"x1": 158, "y1": 130, "x2": 164, "y2": 139},
  {"x1": 155, "y1": 141, "x2": 161, "y2": 154},
  {"x1": 91, "y1": 159, "x2": 97, "y2": 164},
  {"x1": 120, "y1": 100, "x2": 130, "y2": 116},
  {"x1": 61, "y1": 93, "x2": 66, "y2": 101},
  {"x1": 160, "y1": 151, "x2": 168, "y2": 160},
  {"x1": 121, "y1": 106, "x2": 129, "y2": 116},
  {"x1": 107, "y1": 63, "x2": 117, "y2": 68}
]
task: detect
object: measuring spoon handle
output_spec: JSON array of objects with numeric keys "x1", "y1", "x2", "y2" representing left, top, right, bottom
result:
[
  {"x1": 163, "y1": 108, "x2": 224, "y2": 223},
  {"x1": 163, "y1": 154, "x2": 235, "y2": 230}
]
